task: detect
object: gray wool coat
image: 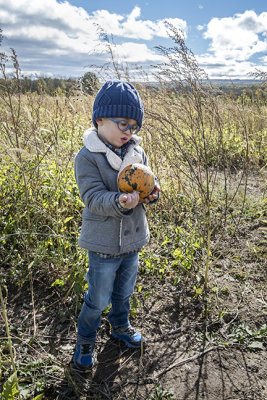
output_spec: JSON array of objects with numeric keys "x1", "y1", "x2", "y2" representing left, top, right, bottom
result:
[{"x1": 74, "y1": 127, "x2": 151, "y2": 254}]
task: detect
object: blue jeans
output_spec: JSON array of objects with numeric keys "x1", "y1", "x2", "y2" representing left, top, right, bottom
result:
[{"x1": 77, "y1": 251, "x2": 139, "y2": 344}]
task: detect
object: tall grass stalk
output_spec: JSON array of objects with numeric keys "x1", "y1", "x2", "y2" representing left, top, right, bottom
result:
[
  {"x1": 141, "y1": 25, "x2": 251, "y2": 291},
  {"x1": 0, "y1": 285, "x2": 22, "y2": 400},
  {"x1": 1, "y1": 47, "x2": 93, "y2": 304},
  {"x1": 0, "y1": 50, "x2": 37, "y2": 333}
]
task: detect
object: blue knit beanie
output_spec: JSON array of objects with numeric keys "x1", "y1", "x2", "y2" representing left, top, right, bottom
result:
[{"x1": 92, "y1": 80, "x2": 144, "y2": 128}]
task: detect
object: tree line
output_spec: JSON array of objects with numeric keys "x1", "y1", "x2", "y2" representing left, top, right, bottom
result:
[
  {"x1": 0, "y1": 72, "x2": 266, "y2": 105},
  {"x1": 0, "y1": 71, "x2": 100, "y2": 96}
]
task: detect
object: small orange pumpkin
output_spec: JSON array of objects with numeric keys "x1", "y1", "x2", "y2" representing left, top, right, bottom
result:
[{"x1": 118, "y1": 163, "x2": 155, "y2": 201}]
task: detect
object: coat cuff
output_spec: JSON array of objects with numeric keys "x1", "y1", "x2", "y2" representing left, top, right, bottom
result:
[{"x1": 115, "y1": 194, "x2": 129, "y2": 213}]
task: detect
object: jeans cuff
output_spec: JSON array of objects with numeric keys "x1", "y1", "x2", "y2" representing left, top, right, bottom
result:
[{"x1": 111, "y1": 322, "x2": 130, "y2": 330}]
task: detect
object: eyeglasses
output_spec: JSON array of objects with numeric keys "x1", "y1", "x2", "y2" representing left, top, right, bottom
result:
[{"x1": 108, "y1": 118, "x2": 140, "y2": 135}]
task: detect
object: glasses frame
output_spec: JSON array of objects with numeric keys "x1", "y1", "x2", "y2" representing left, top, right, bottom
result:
[{"x1": 108, "y1": 118, "x2": 140, "y2": 135}]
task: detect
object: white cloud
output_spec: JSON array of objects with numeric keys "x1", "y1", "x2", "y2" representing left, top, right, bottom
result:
[
  {"x1": 92, "y1": 7, "x2": 187, "y2": 40},
  {"x1": 0, "y1": 1, "x2": 187, "y2": 50},
  {"x1": 203, "y1": 10, "x2": 267, "y2": 60},
  {"x1": 1, "y1": 1, "x2": 265, "y2": 80},
  {"x1": 0, "y1": 0, "x2": 187, "y2": 76},
  {"x1": 0, "y1": 0, "x2": 101, "y2": 60},
  {"x1": 196, "y1": 53, "x2": 266, "y2": 79},
  {"x1": 0, "y1": 10, "x2": 17, "y2": 24},
  {"x1": 111, "y1": 42, "x2": 165, "y2": 63}
]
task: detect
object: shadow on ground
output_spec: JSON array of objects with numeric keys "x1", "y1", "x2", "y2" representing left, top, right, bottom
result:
[{"x1": 2, "y1": 270, "x2": 266, "y2": 400}]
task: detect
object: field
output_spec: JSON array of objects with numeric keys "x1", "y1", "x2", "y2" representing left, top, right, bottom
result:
[{"x1": 0, "y1": 40, "x2": 266, "y2": 400}]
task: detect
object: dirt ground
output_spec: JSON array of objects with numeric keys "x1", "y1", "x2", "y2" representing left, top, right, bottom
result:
[
  {"x1": 3, "y1": 227, "x2": 266, "y2": 400},
  {"x1": 4, "y1": 276, "x2": 266, "y2": 400},
  {"x1": 1, "y1": 176, "x2": 266, "y2": 400}
]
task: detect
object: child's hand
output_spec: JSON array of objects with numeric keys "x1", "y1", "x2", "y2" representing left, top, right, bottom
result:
[
  {"x1": 142, "y1": 184, "x2": 161, "y2": 204},
  {"x1": 119, "y1": 192, "x2": 140, "y2": 209}
]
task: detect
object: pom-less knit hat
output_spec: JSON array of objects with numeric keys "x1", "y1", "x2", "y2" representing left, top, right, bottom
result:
[{"x1": 92, "y1": 80, "x2": 144, "y2": 128}]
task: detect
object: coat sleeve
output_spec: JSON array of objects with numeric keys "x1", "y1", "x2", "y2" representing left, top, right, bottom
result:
[{"x1": 74, "y1": 151, "x2": 133, "y2": 218}]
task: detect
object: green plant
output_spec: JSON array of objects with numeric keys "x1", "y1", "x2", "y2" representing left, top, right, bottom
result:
[
  {"x1": 1, "y1": 369, "x2": 46, "y2": 400},
  {"x1": 148, "y1": 384, "x2": 175, "y2": 400},
  {"x1": 0, "y1": 286, "x2": 21, "y2": 400},
  {"x1": 130, "y1": 296, "x2": 140, "y2": 318},
  {"x1": 228, "y1": 322, "x2": 266, "y2": 349}
]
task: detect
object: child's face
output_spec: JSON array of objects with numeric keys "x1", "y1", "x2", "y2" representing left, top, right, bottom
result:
[{"x1": 96, "y1": 117, "x2": 138, "y2": 148}]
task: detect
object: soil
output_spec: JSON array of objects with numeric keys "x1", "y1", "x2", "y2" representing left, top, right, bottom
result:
[{"x1": 1, "y1": 176, "x2": 266, "y2": 400}]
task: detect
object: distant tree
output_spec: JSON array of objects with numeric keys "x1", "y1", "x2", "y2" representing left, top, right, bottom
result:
[
  {"x1": 36, "y1": 78, "x2": 47, "y2": 94},
  {"x1": 249, "y1": 68, "x2": 267, "y2": 85},
  {"x1": 82, "y1": 72, "x2": 100, "y2": 95},
  {"x1": 21, "y1": 76, "x2": 32, "y2": 93},
  {"x1": 44, "y1": 78, "x2": 54, "y2": 94},
  {"x1": 65, "y1": 78, "x2": 76, "y2": 96}
]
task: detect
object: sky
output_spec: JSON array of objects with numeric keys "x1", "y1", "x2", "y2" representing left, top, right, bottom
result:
[{"x1": 0, "y1": 0, "x2": 266, "y2": 80}]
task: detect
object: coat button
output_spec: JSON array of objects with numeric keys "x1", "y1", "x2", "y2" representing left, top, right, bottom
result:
[
  {"x1": 124, "y1": 230, "x2": 129, "y2": 236},
  {"x1": 136, "y1": 227, "x2": 140, "y2": 232}
]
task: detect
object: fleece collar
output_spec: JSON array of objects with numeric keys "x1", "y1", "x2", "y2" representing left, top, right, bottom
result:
[{"x1": 83, "y1": 127, "x2": 143, "y2": 173}]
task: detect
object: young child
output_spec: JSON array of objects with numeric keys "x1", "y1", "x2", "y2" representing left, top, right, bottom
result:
[{"x1": 73, "y1": 80, "x2": 160, "y2": 371}]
